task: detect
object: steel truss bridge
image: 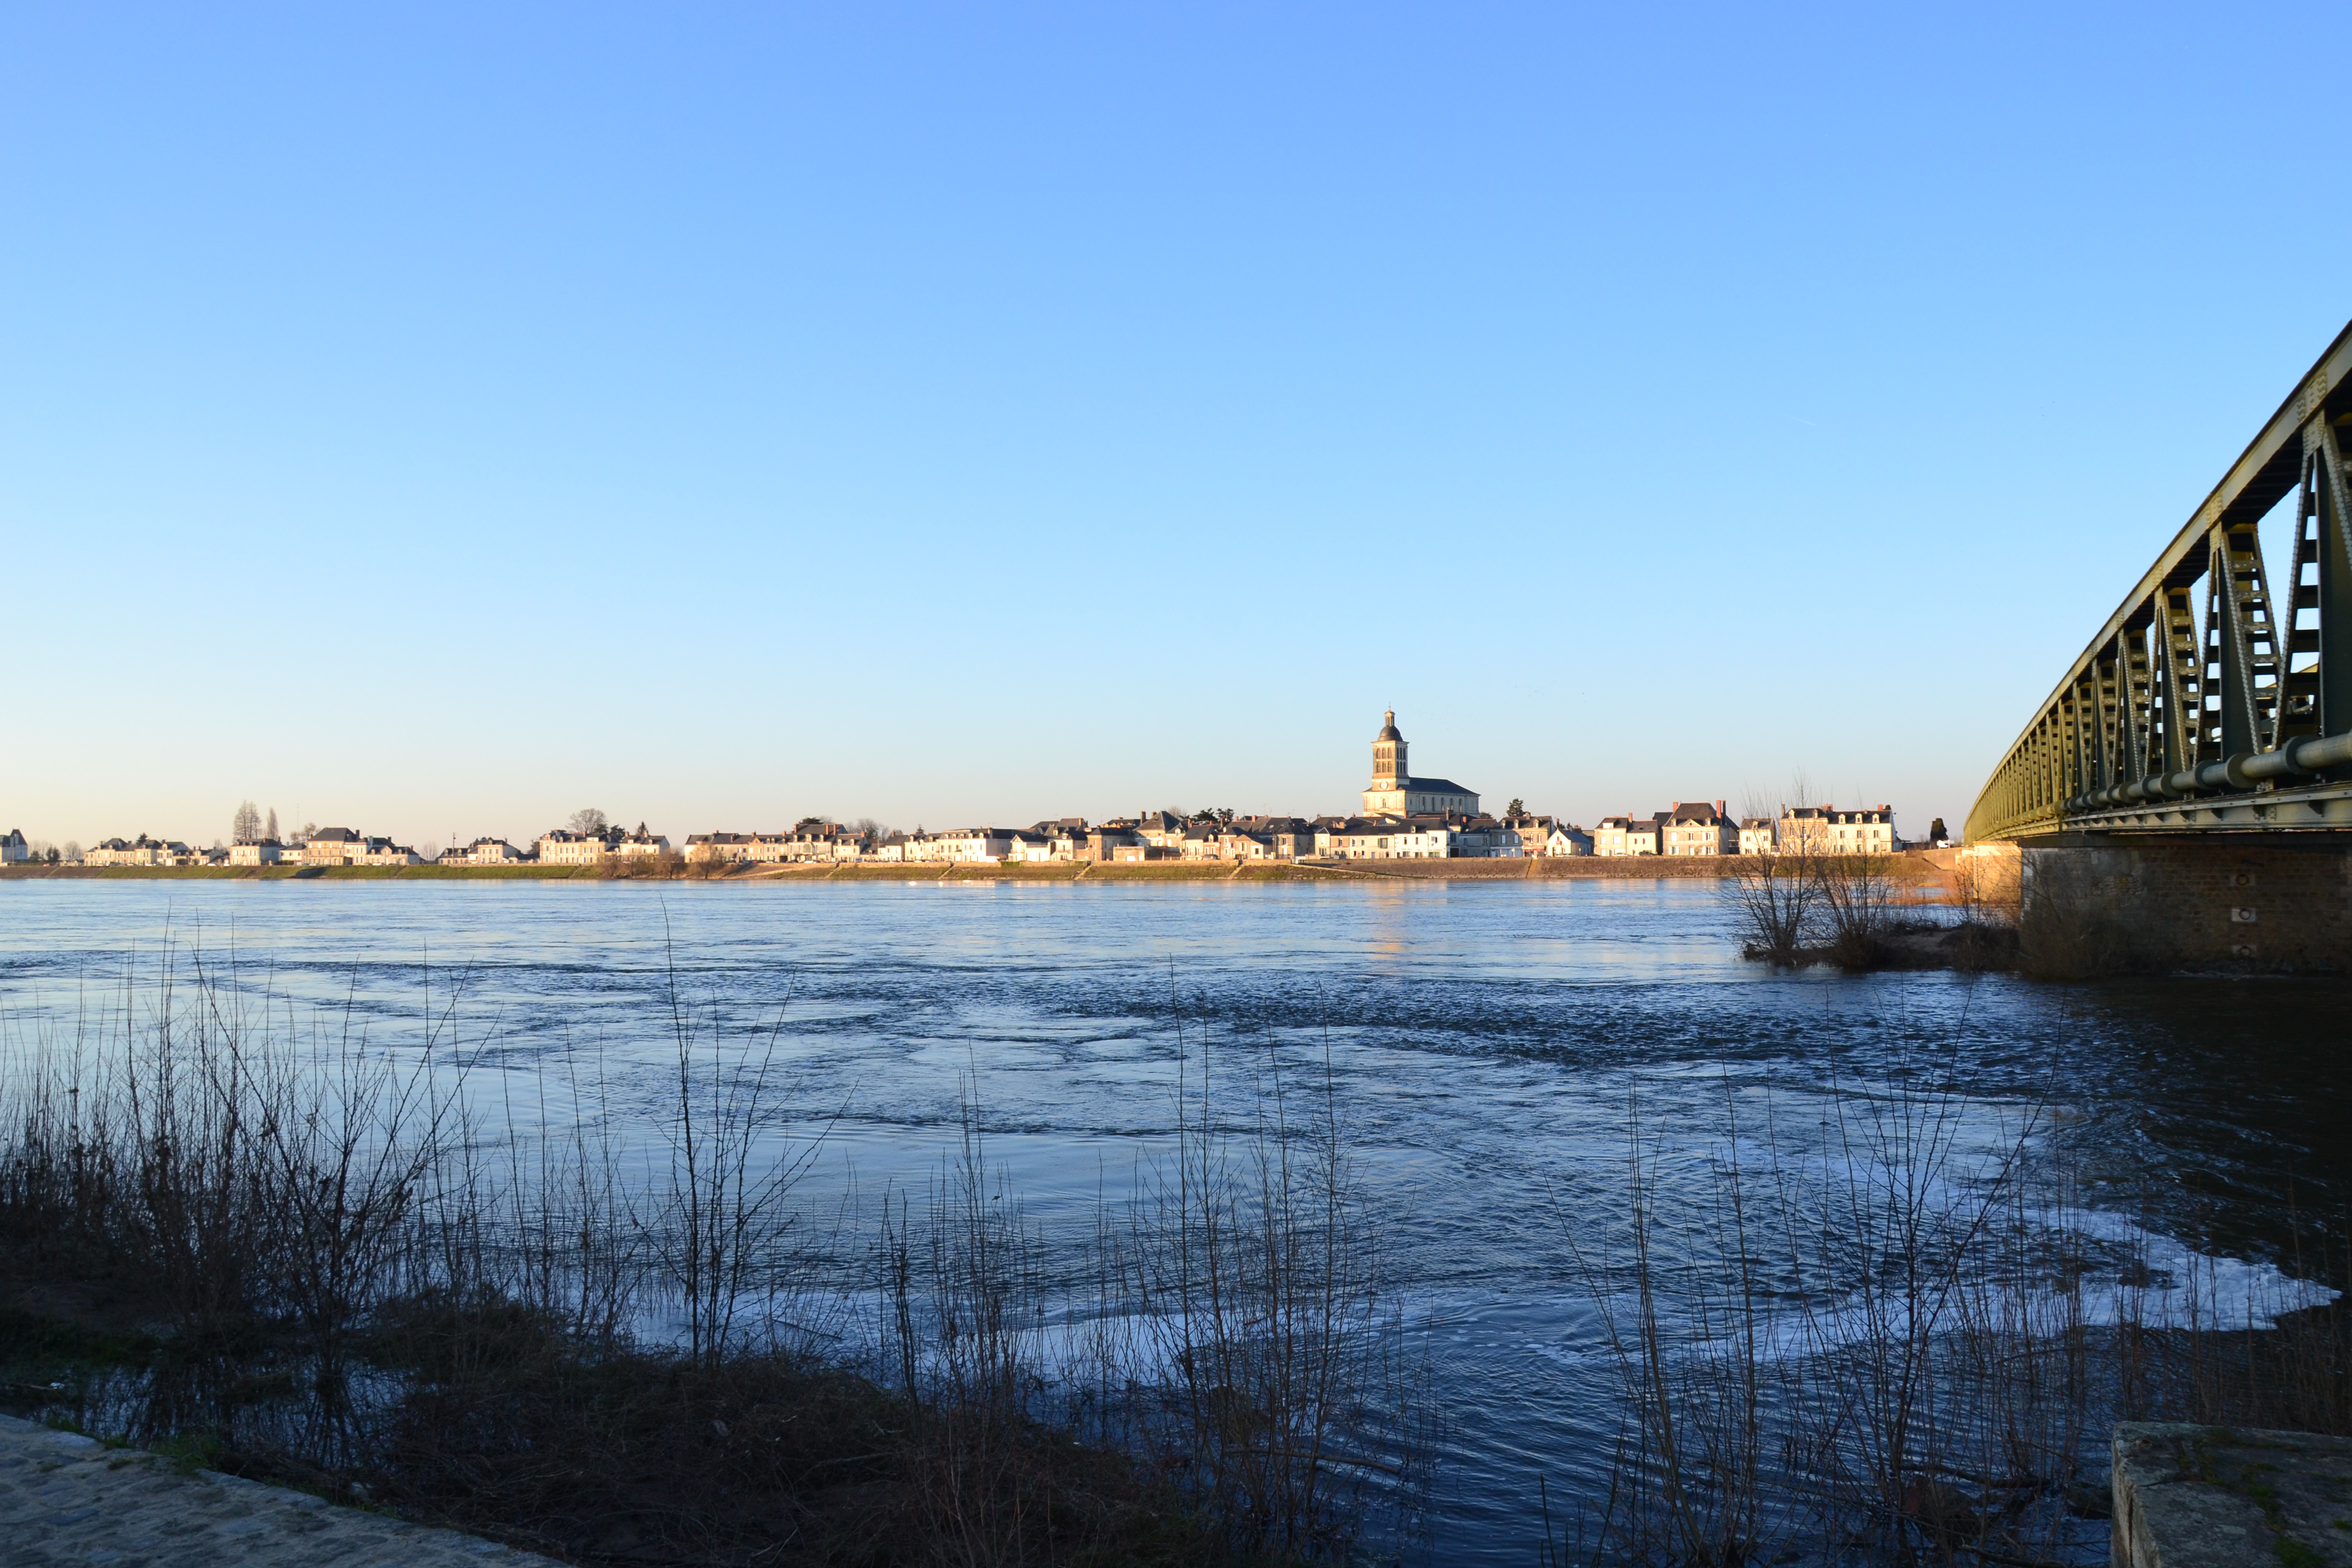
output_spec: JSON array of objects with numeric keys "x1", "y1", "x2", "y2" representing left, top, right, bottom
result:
[{"x1": 1966, "y1": 321, "x2": 2352, "y2": 843}]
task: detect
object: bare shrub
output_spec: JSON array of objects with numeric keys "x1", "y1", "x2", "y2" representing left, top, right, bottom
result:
[
  {"x1": 1814, "y1": 851, "x2": 1897, "y2": 970},
  {"x1": 600, "y1": 847, "x2": 684, "y2": 879},
  {"x1": 0, "y1": 942, "x2": 1428, "y2": 1562},
  {"x1": 652, "y1": 978, "x2": 822, "y2": 1370},
  {"x1": 1950, "y1": 847, "x2": 2018, "y2": 926},
  {"x1": 2017, "y1": 850, "x2": 2148, "y2": 980},
  {"x1": 1567, "y1": 1068, "x2": 2085, "y2": 1566},
  {"x1": 1124, "y1": 1026, "x2": 1433, "y2": 1562},
  {"x1": 868, "y1": 1035, "x2": 1435, "y2": 1565},
  {"x1": 876, "y1": 1095, "x2": 1090, "y2": 1562},
  {"x1": 1563, "y1": 1054, "x2": 2352, "y2": 1568},
  {"x1": 1724, "y1": 849, "x2": 1817, "y2": 966}
]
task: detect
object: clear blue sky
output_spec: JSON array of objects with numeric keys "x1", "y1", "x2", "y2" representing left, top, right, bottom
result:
[{"x1": 4, "y1": 4, "x2": 2344, "y2": 850}]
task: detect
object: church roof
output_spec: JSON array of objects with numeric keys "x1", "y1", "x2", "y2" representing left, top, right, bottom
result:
[
  {"x1": 1404, "y1": 777, "x2": 1476, "y2": 795},
  {"x1": 1376, "y1": 708, "x2": 1403, "y2": 742}
]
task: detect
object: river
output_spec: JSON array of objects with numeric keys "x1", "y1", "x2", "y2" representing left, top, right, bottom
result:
[{"x1": 1, "y1": 876, "x2": 2345, "y2": 1563}]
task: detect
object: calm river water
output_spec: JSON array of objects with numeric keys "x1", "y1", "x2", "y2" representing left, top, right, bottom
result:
[{"x1": 2, "y1": 877, "x2": 2347, "y2": 1562}]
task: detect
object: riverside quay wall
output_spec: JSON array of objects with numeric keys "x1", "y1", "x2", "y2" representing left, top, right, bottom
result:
[{"x1": 1999, "y1": 837, "x2": 2352, "y2": 973}]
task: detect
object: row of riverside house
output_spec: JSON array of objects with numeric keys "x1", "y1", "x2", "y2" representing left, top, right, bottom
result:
[
  {"x1": 678, "y1": 802, "x2": 1904, "y2": 868},
  {"x1": 683, "y1": 811, "x2": 1597, "y2": 866},
  {"x1": 67, "y1": 823, "x2": 675, "y2": 868},
  {"x1": 667, "y1": 732, "x2": 1905, "y2": 868},
  {"x1": 1588, "y1": 801, "x2": 1900, "y2": 856},
  {"x1": 38, "y1": 806, "x2": 1898, "y2": 872},
  {"x1": 32, "y1": 715, "x2": 1899, "y2": 872}
]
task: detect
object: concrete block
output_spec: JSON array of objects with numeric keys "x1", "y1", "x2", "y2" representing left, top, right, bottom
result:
[{"x1": 2113, "y1": 1423, "x2": 2352, "y2": 1568}]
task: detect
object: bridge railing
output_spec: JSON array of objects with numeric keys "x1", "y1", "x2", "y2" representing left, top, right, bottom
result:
[{"x1": 1965, "y1": 321, "x2": 2352, "y2": 842}]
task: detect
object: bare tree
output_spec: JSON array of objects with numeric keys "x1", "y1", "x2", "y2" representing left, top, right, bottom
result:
[
  {"x1": 1725, "y1": 778, "x2": 1821, "y2": 967},
  {"x1": 264, "y1": 806, "x2": 279, "y2": 843},
  {"x1": 1815, "y1": 845, "x2": 1895, "y2": 966},
  {"x1": 568, "y1": 807, "x2": 609, "y2": 837},
  {"x1": 231, "y1": 800, "x2": 261, "y2": 845},
  {"x1": 1726, "y1": 837, "x2": 1818, "y2": 966}
]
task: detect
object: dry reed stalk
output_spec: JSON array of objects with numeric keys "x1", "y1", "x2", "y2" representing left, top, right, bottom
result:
[
  {"x1": 1563, "y1": 1050, "x2": 2351, "y2": 1568},
  {"x1": 1, "y1": 937, "x2": 1442, "y2": 1562}
]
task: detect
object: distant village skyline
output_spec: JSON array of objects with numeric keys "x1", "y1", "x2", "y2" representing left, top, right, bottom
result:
[{"x1": 9, "y1": 712, "x2": 1916, "y2": 866}]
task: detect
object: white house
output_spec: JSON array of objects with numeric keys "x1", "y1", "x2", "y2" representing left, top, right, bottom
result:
[
  {"x1": 684, "y1": 832, "x2": 755, "y2": 864},
  {"x1": 1544, "y1": 823, "x2": 1593, "y2": 856},
  {"x1": 537, "y1": 829, "x2": 614, "y2": 865},
  {"x1": 1591, "y1": 815, "x2": 1661, "y2": 856},
  {"x1": 1660, "y1": 801, "x2": 1736, "y2": 856},
  {"x1": 612, "y1": 825, "x2": 671, "y2": 859},
  {"x1": 1777, "y1": 805, "x2": 1897, "y2": 855},
  {"x1": 928, "y1": 828, "x2": 1015, "y2": 863},
  {"x1": 86, "y1": 836, "x2": 193, "y2": 867},
  {"x1": 302, "y1": 827, "x2": 367, "y2": 866}
]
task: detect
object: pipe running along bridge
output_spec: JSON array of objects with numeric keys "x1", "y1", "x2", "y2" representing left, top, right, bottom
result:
[{"x1": 1967, "y1": 321, "x2": 2352, "y2": 848}]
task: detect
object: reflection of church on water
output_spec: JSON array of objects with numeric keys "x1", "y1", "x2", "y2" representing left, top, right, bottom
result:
[{"x1": 1361, "y1": 710, "x2": 1478, "y2": 819}]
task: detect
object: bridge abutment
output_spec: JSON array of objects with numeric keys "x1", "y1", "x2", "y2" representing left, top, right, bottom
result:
[{"x1": 2007, "y1": 837, "x2": 2352, "y2": 973}]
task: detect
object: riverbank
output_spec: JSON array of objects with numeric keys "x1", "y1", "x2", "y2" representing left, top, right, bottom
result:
[
  {"x1": 0, "y1": 863, "x2": 611, "y2": 880},
  {"x1": 0, "y1": 957, "x2": 1403, "y2": 1566},
  {"x1": 0, "y1": 850, "x2": 1952, "y2": 886}
]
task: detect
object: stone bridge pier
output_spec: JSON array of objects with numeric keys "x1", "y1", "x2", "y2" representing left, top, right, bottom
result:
[{"x1": 1969, "y1": 837, "x2": 2352, "y2": 973}]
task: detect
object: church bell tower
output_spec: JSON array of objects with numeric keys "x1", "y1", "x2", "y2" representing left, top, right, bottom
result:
[{"x1": 1371, "y1": 710, "x2": 1406, "y2": 790}]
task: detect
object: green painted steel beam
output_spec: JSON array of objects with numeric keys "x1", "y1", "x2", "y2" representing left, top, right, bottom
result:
[{"x1": 1966, "y1": 318, "x2": 2352, "y2": 842}]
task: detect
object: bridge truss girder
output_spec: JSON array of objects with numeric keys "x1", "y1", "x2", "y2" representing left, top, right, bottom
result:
[{"x1": 1966, "y1": 322, "x2": 2352, "y2": 841}]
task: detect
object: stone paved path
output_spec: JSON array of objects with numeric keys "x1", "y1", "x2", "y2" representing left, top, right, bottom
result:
[{"x1": 0, "y1": 1415, "x2": 567, "y2": 1567}]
